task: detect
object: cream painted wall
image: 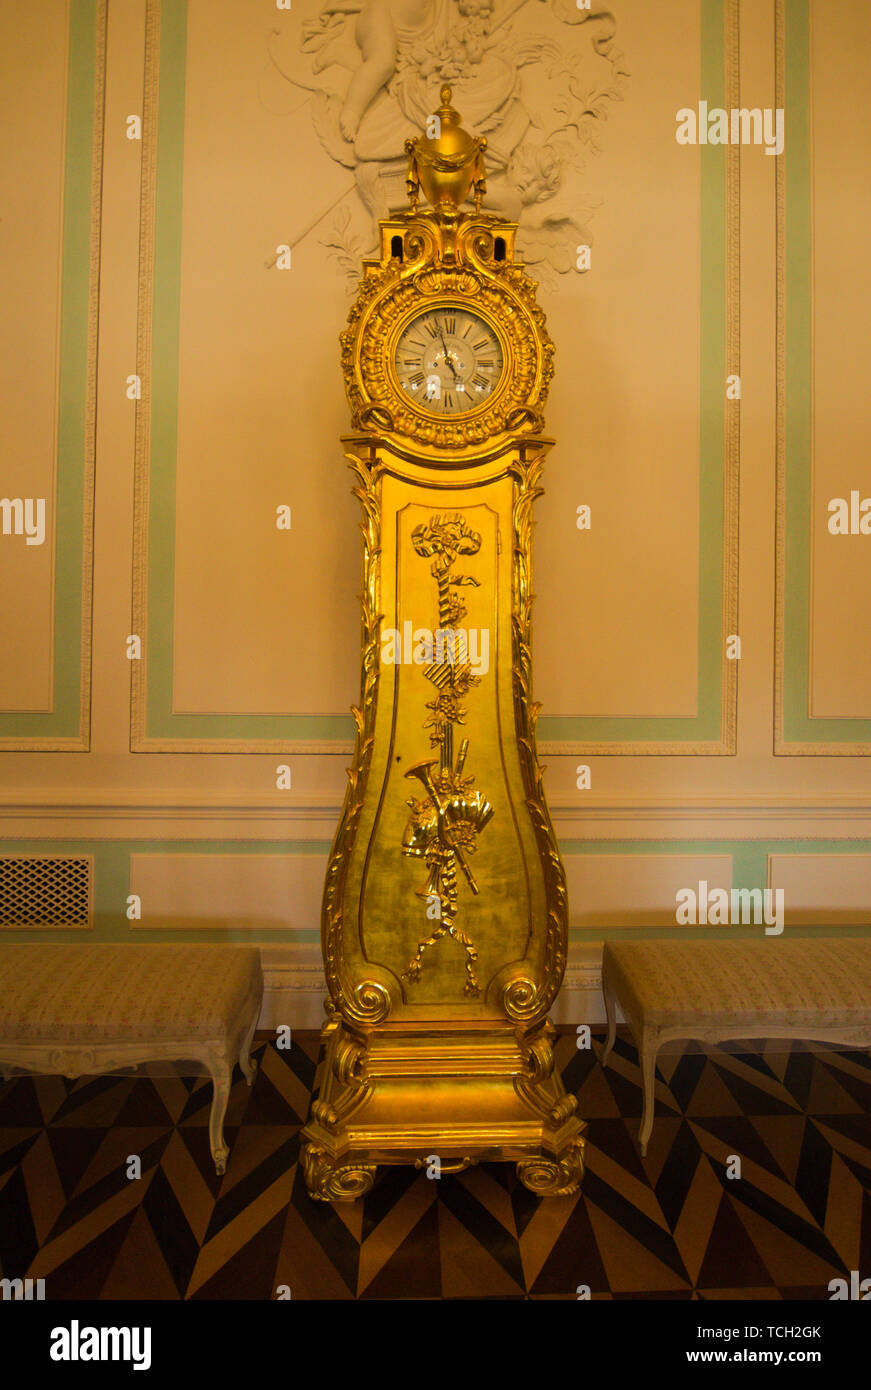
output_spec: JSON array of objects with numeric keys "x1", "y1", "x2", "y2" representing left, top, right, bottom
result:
[{"x1": 0, "y1": 0, "x2": 869, "y2": 1025}]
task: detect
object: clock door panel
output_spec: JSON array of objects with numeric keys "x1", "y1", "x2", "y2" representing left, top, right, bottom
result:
[{"x1": 354, "y1": 484, "x2": 542, "y2": 1012}]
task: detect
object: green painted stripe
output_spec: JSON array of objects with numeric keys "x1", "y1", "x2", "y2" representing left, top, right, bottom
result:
[
  {"x1": 560, "y1": 837, "x2": 871, "y2": 856},
  {"x1": 561, "y1": 835, "x2": 870, "y2": 938},
  {"x1": 0, "y1": 0, "x2": 97, "y2": 739},
  {"x1": 146, "y1": 0, "x2": 186, "y2": 739},
  {"x1": 539, "y1": 0, "x2": 727, "y2": 744},
  {"x1": 696, "y1": 0, "x2": 728, "y2": 738},
  {"x1": 0, "y1": 839, "x2": 331, "y2": 945},
  {"x1": 2, "y1": 836, "x2": 867, "y2": 943},
  {"x1": 781, "y1": 0, "x2": 871, "y2": 743}
]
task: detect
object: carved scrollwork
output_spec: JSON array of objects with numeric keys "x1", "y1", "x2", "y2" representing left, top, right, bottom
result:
[
  {"x1": 505, "y1": 452, "x2": 569, "y2": 1023},
  {"x1": 48, "y1": 1048, "x2": 99, "y2": 1077},
  {"x1": 310, "y1": 1035, "x2": 373, "y2": 1132},
  {"x1": 300, "y1": 1141, "x2": 377, "y2": 1203},
  {"x1": 310, "y1": 1099, "x2": 337, "y2": 1127},
  {"x1": 322, "y1": 454, "x2": 396, "y2": 1030},
  {"x1": 358, "y1": 403, "x2": 395, "y2": 433},
  {"x1": 333, "y1": 1036, "x2": 366, "y2": 1085},
  {"x1": 478, "y1": 446, "x2": 567, "y2": 1028},
  {"x1": 548, "y1": 1095, "x2": 579, "y2": 1125},
  {"x1": 413, "y1": 268, "x2": 481, "y2": 299},
  {"x1": 502, "y1": 975, "x2": 540, "y2": 1023},
  {"x1": 514, "y1": 1023, "x2": 579, "y2": 1125},
  {"x1": 340, "y1": 210, "x2": 553, "y2": 454},
  {"x1": 456, "y1": 223, "x2": 497, "y2": 272},
  {"x1": 516, "y1": 1141, "x2": 585, "y2": 1197},
  {"x1": 504, "y1": 405, "x2": 544, "y2": 433},
  {"x1": 402, "y1": 222, "x2": 439, "y2": 270},
  {"x1": 524, "y1": 1031, "x2": 556, "y2": 1083},
  {"x1": 353, "y1": 981, "x2": 391, "y2": 1024}
]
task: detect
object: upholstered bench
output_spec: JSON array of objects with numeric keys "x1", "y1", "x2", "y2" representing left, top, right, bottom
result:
[
  {"x1": 601, "y1": 938, "x2": 871, "y2": 1156},
  {"x1": 0, "y1": 944, "x2": 263, "y2": 1175}
]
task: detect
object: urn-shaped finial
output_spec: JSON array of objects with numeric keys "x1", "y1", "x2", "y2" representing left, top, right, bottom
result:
[{"x1": 405, "y1": 86, "x2": 488, "y2": 216}]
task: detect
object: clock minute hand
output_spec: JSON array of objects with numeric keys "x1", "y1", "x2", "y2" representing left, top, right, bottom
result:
[{"x1": 438, "y1": 324, "x2": 460, "y2": 383}]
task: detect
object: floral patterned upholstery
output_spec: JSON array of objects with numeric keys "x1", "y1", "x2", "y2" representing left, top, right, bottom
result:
[
  {"x1": 601, "y1": 938, "x2": 871, "y2": 1156},
  {"x1": 0, "y1": 944, "x2": 263, "y2": 1176},
  {"x1": 0, "y1": 944, "x2": 262, "y2": 1044},
  {"x1": 602, "y1": 939, "x2": 871, "y2": 1031}
]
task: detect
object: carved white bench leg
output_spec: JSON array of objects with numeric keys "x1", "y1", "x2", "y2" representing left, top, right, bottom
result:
[
  {"x1": 239, "y1": 1011, "x2": 258, "y2": 1088},
  {"x1": 601, "y1": 974, "x2": 618, "y2": 1067},
  {"x1": 638, "y1": 1026, "x2": 660, "y2": 1158},
  {"x1": 204, "y1": 1046, "x2": 232, "y2": 1176}
]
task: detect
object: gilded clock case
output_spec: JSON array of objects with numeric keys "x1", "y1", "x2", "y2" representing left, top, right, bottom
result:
[{"x1": 300, "y1": 208, "x2": 585, "y2": 1201}]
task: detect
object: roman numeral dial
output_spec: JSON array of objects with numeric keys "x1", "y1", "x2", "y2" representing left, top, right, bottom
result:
[{"x1": 395, "y1": 309, "x2": 503, "y2": 416}]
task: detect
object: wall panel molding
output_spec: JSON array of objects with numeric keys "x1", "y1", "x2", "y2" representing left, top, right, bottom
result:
[
  {"x1": 0, "y1": 837, "x2": 866, "y2": 943},
  {"x1": 768, "y1": 851, "x2": 871, "y2": 925},
  {"x1": 130, "y1": 0, "x2": 354, "y2": 752},
  {"x1": 3, "y1": 796, "x2": 871, "y2": 849},
  {"x1": 0, "y1": 0, "x2": 105, "y2": 750},
  {"x1": 538, "y1": 0, "x2": 740, "y2": 756},
  {"x1": 774, "y1": 0, "x2": 871, "y2": 754}
]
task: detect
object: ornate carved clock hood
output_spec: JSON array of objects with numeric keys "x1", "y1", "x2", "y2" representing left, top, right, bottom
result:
[{"x1": 301, "y1": 87, "x2": 585, "y2": 1200}]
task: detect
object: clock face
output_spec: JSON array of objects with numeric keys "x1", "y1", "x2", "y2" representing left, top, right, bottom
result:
[{"x1": 394, "y1": 308, "x2": 504, "y2": 416}]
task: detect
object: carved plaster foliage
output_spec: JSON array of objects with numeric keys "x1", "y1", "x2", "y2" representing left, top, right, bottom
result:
[{"x1": 264, "y1": 0, "x2": 628, "y2": 284}]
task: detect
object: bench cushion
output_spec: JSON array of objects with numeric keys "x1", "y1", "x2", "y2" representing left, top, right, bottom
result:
[
  {"x1": 603, "y1": 939, "x2": 871, "y2": 1031},
  {"x1": 0, "y1": 944, "x2": 262, "y2": 1045}
]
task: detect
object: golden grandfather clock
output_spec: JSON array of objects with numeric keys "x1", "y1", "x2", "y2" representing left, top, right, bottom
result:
[{"x1": 300, "y1": 88, "x2": 585, "y2": 1200}]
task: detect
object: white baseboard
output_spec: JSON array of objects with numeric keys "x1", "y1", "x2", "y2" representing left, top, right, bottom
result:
[
  {"x1": 257, "y1": 941, "x2": 613, "y2": 1033},
  {"x1": 258, "y1": 944, "x2": 329, "y2": 1031}
]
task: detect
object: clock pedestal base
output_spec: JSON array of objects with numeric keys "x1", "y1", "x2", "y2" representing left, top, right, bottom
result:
[{"x1": 299, "y1": 1015, "x2": 586, "y2": 1201}]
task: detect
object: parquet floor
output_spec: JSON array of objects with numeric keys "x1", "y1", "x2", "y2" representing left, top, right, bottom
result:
[{"x1": 1, "y1": 1030, "x2": 869, "y2": 1299}]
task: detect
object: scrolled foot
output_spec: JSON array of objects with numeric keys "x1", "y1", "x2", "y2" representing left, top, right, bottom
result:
[
  {"x1": 300, "y1": 1140, "x2": 376, "y2": 1203},
  {"x1": 516, "y1": 1140, "x2": 585, "y2": 1197}
]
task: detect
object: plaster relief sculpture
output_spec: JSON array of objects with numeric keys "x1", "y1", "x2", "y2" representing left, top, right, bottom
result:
[{"x1": 265, "y1": 0, "x2": 628, "y2": 283}]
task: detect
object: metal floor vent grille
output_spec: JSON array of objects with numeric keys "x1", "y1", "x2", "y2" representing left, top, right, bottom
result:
[{"x1": 0, "y1": 856, "x2": 92, "y2": 929}]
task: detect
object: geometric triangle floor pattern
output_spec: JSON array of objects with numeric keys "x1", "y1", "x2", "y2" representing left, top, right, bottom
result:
[{"x1": 1, "y1": 1030, "x2": 869, "y2": 1300}]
